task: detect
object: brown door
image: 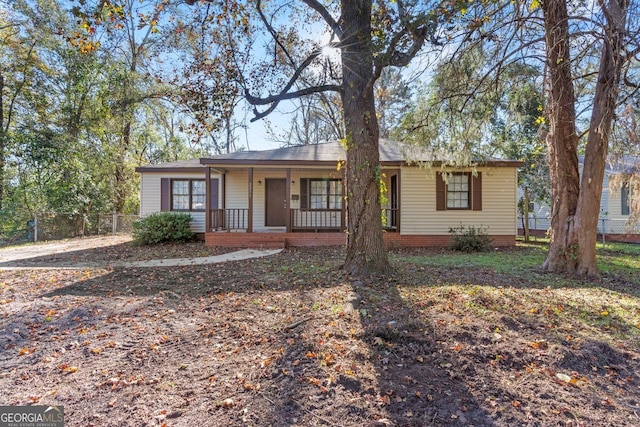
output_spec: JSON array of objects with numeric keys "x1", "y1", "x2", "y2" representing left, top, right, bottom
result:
[{"x1": 265, "y1": 179, "x2": 287, "y2": 226}]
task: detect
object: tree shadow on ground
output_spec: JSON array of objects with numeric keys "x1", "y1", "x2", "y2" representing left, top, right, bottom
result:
[
  {"x1": 17, "y1": 248, "x2": 498, "y2": 426},
  {"x1": 3, "y1": 247, "x2": 637, "y2": 426}
]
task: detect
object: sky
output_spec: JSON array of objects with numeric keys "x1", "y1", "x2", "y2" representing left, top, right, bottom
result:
[
  {"x1": 237, "y1": 103, "x2": 292, "y2": 152},
  {"x1": 232, "y1": 30, "x2": 342, "y2": 152}
]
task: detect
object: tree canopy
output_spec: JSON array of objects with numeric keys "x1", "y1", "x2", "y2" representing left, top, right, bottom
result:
[{"x1": 3, "y1": 0, "x2": 638, "y2": 278}]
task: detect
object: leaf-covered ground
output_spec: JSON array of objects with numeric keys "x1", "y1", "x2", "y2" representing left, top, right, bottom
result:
[{"x1": 1, "y1": 240, "x2": 639, "y2": 426}]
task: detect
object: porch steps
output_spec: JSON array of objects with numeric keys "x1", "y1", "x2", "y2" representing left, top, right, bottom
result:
[{"x1": 247, "y1": 234, "x2": 287, "y2": 249}]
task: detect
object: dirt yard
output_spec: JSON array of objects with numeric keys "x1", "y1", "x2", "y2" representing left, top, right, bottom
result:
[{"x1": 1, "y1": 239, "x2": 639, "y2": 426}]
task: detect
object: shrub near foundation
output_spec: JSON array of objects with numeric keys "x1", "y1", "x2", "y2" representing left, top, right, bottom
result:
[
  {"x1": 132, "y1": 212, "x2": 194, "y2": 245},
  {"x1": 448, "y1": 225, "x2": 493, "y2": 252}
]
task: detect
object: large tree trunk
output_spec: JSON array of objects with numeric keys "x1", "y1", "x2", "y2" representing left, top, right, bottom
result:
[
  {"x1": 540, "y1": 0, "x2": 581, "y2": 274},
  {"x1": 570, "y1": 0, "x2": 628, "y2": 276},
  {"x1": 340, "y1": 0, "x2": 391, "y2": 277},
  {"x1": 541, "y1": 0, "x2": 628, "y2": 276}
]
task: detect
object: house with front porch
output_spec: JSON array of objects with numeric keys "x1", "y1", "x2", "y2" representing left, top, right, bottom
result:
[{"x1": 136, "y1": 140, "x2": 523, "y2": 248}]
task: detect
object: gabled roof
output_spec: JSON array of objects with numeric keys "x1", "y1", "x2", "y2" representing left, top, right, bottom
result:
[
  {"x1": 136, "y1": 140, "x2": 523, "y2": 172},
  {"x1": 200, "y1": 141, "x2": 351, "y2": 165},
  {"x1": 199, "y1": 140, "x2": 523, "y2": 168}
]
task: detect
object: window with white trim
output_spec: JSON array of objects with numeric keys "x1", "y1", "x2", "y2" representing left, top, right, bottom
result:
[
  {"x1": 622, "y1": 183, "x2": 630, "y2": 215},
  {"x1": 446, "y1": 173, "x2": 470, "y2": 209},
  {"x1": 172, "y1": 179, "x2": 205, "y2": 211},
  {"x1": 436, "y1": 172, "x2": 482, "y2": 211}
]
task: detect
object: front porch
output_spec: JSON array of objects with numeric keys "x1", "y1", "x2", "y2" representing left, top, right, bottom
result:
[
  {"x1": 205, "y1": 207, "x2": 399, "y2": 248},
  {"x1": 203, "y1": 165, "x2": 400, "y2": 248}
]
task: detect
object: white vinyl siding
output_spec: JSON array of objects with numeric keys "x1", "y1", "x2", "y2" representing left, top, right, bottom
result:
[
  {"x1": 401, "y1": 166, "x2": 518, "y2": 235},
  {"x1": 139, "y1": 172, "x2": 218, "y2": 233}
]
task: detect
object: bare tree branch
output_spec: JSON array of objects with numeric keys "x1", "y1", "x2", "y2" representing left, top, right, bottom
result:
[
  {"x1": 246, "y1": 84, "x2": 341, "y2": 121},
  {"x1": 299, "y1": 0, "x2": 342, "y2": 40},
  {"x1": 256, "y1": 0, "x2": 297, "y2": 68}
]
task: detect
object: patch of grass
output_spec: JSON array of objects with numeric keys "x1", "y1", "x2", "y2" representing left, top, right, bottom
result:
[
  {"x1": 393, "y1": 245, "x2": 546, "y2": 275},
  {"x1": 598, "y1": 241, "x2": 640, "y2": 256},
  {"x1": 597, "y1": 242, "x2": 640, "y2": 276},
  {"x1": 393, "y1": 242, "x2": 640, "y2": 288}
]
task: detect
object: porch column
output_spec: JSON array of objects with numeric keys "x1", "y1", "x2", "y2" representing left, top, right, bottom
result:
[
  {"x1": 205, "y1": 167, "x2": 211, "y2": 232},
  {"x1": 285, "y1": 168, "x2": 291, "y2": 232},
  {"x1": 341, "y1": 170, "x2": 347, "y2": 232},
  {"x1": 247, "y1": 168, "x2": 253, "y2": 232}
]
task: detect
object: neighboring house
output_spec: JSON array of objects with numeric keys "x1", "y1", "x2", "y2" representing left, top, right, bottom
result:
[
  {"x1": 136, "y1": 140, "x2": 524, "y2": 248},
  {"x1": 520, "y1": 155, "x2": 639, "y2": 241}
]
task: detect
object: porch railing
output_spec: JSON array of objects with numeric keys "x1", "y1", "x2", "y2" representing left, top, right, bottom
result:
[
  {"x1": 211, "y1": 209, "x2": 249, "y2": 230},
  {"x1": 290, "y1": 209, "x2": 343, "y2": 231},
  {"x1": 210, "y1": 207, "x2": 399, "y2": 232}
]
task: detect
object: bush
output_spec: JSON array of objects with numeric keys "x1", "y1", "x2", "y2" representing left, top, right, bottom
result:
[
  {"x1": 132, "y1": 212, "x2": 194, "y2": 245},
  {"x1": 448, "y1": 225, "x2": 493, "y2": 252}
]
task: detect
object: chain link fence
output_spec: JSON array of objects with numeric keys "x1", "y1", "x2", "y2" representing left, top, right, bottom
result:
[
  {"x1": 518, "y1": 216, "x2": 640, "y2": 243},
  {"x1": 25, "y1": 213, "x2": 138, "y2": 243}
]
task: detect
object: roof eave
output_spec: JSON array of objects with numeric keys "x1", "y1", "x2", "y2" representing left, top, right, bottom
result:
[
  {"x1": 135, "y1": 167, "x2": 205, "y2": 173},
  {"x1": 199, "y1": 159, "x2": 344, "y2": 167}
]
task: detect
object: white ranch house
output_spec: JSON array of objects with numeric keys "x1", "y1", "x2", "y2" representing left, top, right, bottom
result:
[{"x1": 136, "y1": 141, "x2": 524, "y2": 248}]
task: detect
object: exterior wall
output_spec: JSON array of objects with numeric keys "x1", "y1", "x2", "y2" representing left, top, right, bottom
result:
[
  {"x1": 205, "y1": 231, "x2": 346, "y2": 248},
  {"x1": 214, "y1": 164, "x2": 520, "y2": 246},
  {"x1": 603, "y1": 174, "x2": 637, "y2": 234},
  {"x1": 224, "y1": 169, "x2": 250, "y2": 227},
  {"x1": 383, "y1": 233, "x2": 515, "y2": 248},
  {"x1": 139, "y1": 171, "x2": 219, "y2": 233},
  {"x1": 400, "y1": 166, "x2": 518, "y2": 236},
  {"x1": 205, "y1": 231, "x2": 515, "y2": 248}
]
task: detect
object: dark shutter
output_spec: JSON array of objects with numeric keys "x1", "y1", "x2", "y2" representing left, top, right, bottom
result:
[
  {"x1": 300, "y1": 178, "x2": 308, "y2": 209},
  {"x1": 622, "y1": 183, "x2": 630, "y2": 215},
  {"x1": 161, "y1": 178, "x2": 170, "y2": 211},
  {"x1": 436, "y1": 172, "x2": 446, "y2": 211},
  {"x1": 210, "y1": 178, "x2": 219, "y2": 210},
  {"x1": 472, "y1": 172, "x2": 482, "y2": 211}
]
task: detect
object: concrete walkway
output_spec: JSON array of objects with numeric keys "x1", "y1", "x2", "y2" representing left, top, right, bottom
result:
[
  {"x1": 0, "y1": 236, "x2": 283, "y2": 270},
  {"x1": 110, "y1": 249, "x2": 283, "y2": 268}
]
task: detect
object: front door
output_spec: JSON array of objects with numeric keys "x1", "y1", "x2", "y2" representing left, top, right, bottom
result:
[{"x1": 265, "y1": 178, "x2": 287, "y2": 226}]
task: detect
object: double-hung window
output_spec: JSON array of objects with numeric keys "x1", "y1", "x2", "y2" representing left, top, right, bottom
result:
[
  {"x1": 622, "y1": 182, "x2": 630, "y2": 215},
  {"x1": 301, "y1": 178, "x2": 342, "y2": 210},
  {"x1": 436, "y1": 172, "x2": 482, "y2": 211},
  {"x1": 171, "y1": 179, "x2": 206, "y2": 211},
  {"x1": 446, "y1": 173, "x2": 470, "y2": 209}
]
